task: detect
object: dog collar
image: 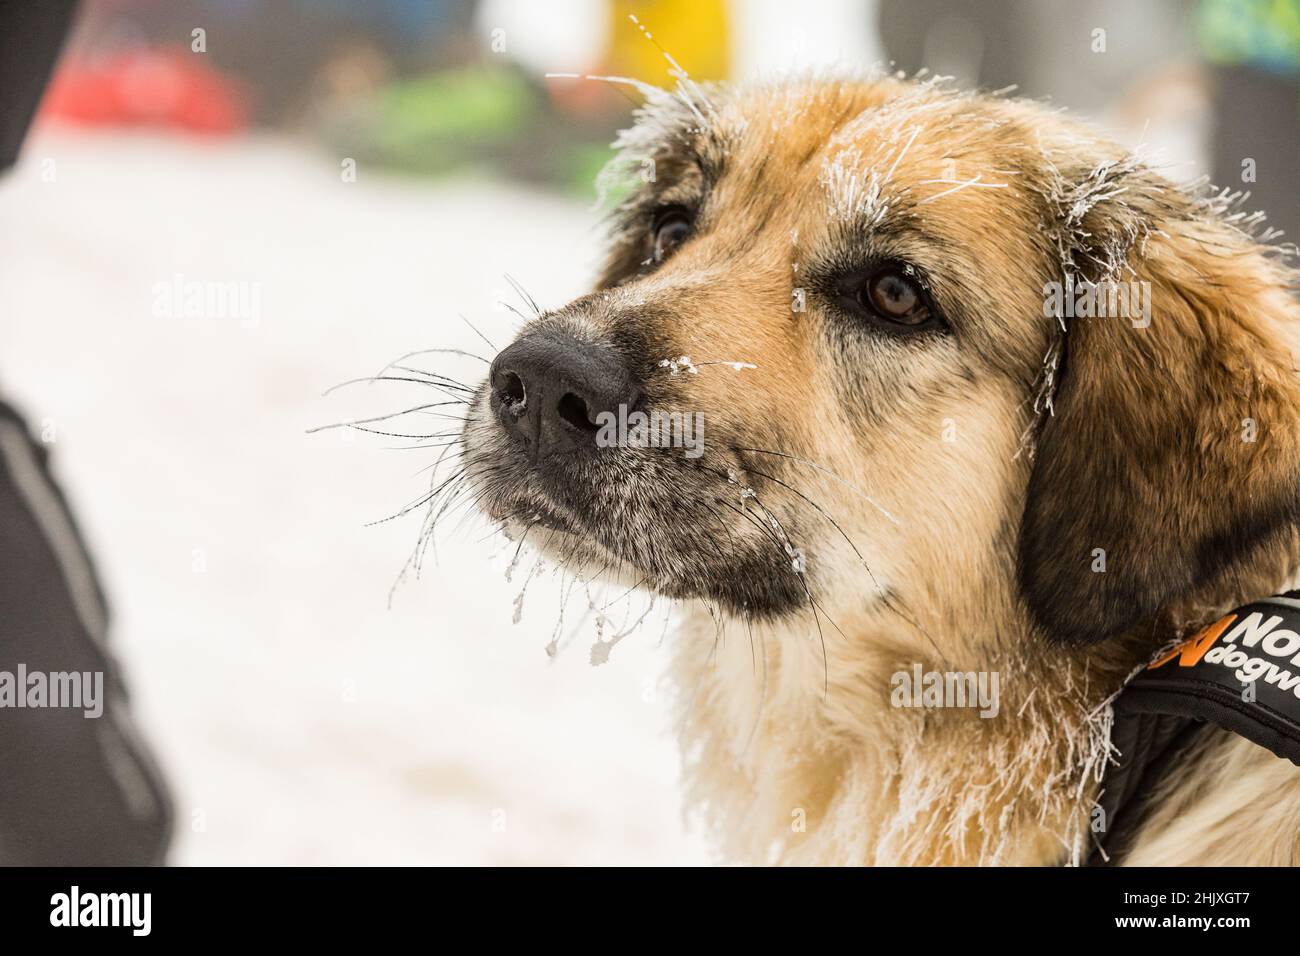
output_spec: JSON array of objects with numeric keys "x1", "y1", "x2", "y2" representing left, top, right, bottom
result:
[{"x1": 1086, "y1": 591, "x2": 1300, "y2": 865}]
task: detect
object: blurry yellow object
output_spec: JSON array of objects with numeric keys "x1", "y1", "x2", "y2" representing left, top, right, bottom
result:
[{"x1": 606, "y1": 0, "x2": 730, "y2": 83}]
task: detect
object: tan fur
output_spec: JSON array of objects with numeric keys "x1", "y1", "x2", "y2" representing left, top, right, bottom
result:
[{"x1": 462, "y1": 75, "x2": 1300, "y2": 865}]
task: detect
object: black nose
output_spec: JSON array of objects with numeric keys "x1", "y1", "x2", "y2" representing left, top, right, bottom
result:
[{"x1": 489, "y1": 331, "x2": 640, "y2": 459}]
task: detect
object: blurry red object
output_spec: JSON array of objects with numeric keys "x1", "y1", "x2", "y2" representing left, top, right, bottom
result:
[{"x1": 40, "y1": 48, "x2": 247, "y2": 134}]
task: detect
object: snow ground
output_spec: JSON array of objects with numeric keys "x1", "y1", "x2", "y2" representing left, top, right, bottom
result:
[{"x1": 0, "y1": 131, "x2": 708, "y2": 865}]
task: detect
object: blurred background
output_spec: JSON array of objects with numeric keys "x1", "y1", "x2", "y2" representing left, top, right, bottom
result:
[{"x1": 0, "y1": 0, "x2": 1295, "y2": 864}]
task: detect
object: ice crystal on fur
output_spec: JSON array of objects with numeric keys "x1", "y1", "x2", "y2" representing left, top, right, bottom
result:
[
  {"x1": 659, "y1": 355, "x2": 698, "y2": 375},
  {"x1": 1016, "y1": 148, "x2": 1157, "y2": 458},
  {"x1": 661, "y1": 357, "x2": 755, "y2": 374},
  {"x1": 820, "y1": 146, "x2": 887, "y2": 226},
  {"x1": 725, "y1": 468, "x2": 756, "y2": 502},
  {"x1": 592, "y1": 75, "x2": 717, "y2": 212}
]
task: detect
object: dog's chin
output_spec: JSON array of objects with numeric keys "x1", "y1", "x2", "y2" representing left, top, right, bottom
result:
[
  {"x1": 493, "y1": 502, "x2": 624, "y2": 580},
  {"x1": 478, "y1": 478, "x2": 811, "y2": 619},
  {"x1": 497, "y1": 511, "x2": 648, "y2": 594}
]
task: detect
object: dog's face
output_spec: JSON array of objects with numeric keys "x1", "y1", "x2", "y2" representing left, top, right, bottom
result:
[{"x1": 461, "y1": 77, "x2": 1300, "y2": 648}]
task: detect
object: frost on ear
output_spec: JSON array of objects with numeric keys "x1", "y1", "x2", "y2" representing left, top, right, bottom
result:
[
  {"x1": 1017, "y1": 148, "x2": 1158, "y2": 458},
  {"x1": 1018, "y1": 143, "x2": 1289, "y2": 462},
  {"x1": 592, "y1": 77, "x2": 721, "y2": 212}
]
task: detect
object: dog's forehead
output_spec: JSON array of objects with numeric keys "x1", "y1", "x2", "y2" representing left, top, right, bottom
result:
[{"x1": 633, "y1": 80, "x2": 1033, "y2": 226}]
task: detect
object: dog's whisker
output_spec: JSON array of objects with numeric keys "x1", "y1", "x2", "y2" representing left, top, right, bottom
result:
[
  {"x1": 368, "y1": 467, "x2": 466, "y2": 529},
  {"x1": 418, "y1": 484, "x2": 471, "y2": 570},
  {"x1": 729, "y1": 483, "x2": 851, "y2": 696},
  {"x1": 511, "y1": 531, "x2": 558, "y2": 629},
  {"x1": 404, "y1": 410, "x2": 473, "y2": 423},
  {"x1": 732, "y1": 462, "x2": 952, "y2": 670},
  {"x1": 610, "y1": 592, "x2": 657, "y2": 643},
  {"x1": 385, "y1": 440, "x2": 466, "y2": 453},
  {"x1": 598, "y1": 576, "x2": 649, "y2": 611},
  {"x1": 552, "y1": 603, "x2": 597, "y2": 661},
  {"x1": 735, "y1": 613, "x2": 771, "y2": 763},
  {"x1": 385, "y1": 466, "x2": 473, "y2": 605},
  {"x1": 502, "y1": 273, "x2": 541, "y2": 318},
  {"x1": 412, "y1": 443, "x2": 466, "y2": 477},
  {"x1": 730, "y1": 464, "x2": 865, "y2": 563},
  {"x1": 343, "y1": 425, "x2": 461, "y2": 440},
  {"x1": 323, "y1": 374, "x2": 473, "y2": 401},
  {"x1": 457, "y1": 313, "x2": 498, "y2": 352},
  {"x1": 431, "y1": 471, "x2": 500, "y2": 539},
  {"x1": 492, "y1": 299, "x2": 535, "y2": 328},
  {"x1": 916, "y1": 174, "x2": 1009, "y2": 204},
  {"x1": 388, "y1": 365, "x2": 476, "y2": 391},
  {"x1": 306, "y1": 401, "x2": 464, "y2": 435},
  {"x1": 374, "y1": 347, "x2": 491, "y2": 382},
  {"x1": 698, "y1": 499, "x2": 746, "y2": 563},
  {"x1": 735, "y1": 446, "x2": 901, "y2": 526},
  {"x1": 716, "y1": 494, "x2": 829, "y2": 667}
]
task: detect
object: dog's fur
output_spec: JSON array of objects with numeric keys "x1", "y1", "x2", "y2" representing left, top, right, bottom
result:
[{"x1": 459, "y1": 75, "x2": 1300, "y2": 865}]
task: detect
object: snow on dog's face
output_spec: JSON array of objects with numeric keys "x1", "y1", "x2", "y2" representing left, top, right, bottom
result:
[{"x1": 461, "y1": 77, "x2": 1300, "y2": 646}]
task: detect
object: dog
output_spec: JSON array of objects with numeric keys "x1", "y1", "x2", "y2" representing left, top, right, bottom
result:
[{"x1": 457, "y1": 74, "x2": 1300, "y2": 865}]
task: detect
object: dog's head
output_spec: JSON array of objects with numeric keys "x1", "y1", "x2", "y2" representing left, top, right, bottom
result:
[{"x1": 461, "y1": 76, "x2": 1300, "y2": 649}]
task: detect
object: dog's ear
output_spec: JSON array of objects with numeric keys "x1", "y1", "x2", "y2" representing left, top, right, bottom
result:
[{"x1": 1019, "y1": 165, "x2": 1300, "y2": 646}]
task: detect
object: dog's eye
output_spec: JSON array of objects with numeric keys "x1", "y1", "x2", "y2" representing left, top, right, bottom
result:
[
  {"x1": 860, "y1": 268, "x2": 930, "y2": 325},
  {"x1": 652, "y1": 210, "x2": 692, "y2": 263},
  {"x1": 837, "y1": 264, "x2": 941, "y2": 335}
]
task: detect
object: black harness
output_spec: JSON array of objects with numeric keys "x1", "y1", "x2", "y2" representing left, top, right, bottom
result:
[{"x1": 1087, "y1": 591, "x2": 1300, "y2": 865}]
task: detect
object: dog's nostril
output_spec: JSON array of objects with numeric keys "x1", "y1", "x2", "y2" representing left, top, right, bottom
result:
[
  {"x1": 498, "y1": 370, "x2": 526, "y2": 407},
  {"x1": 556, "y1": 392, "x2": 599, "y2": 432}
]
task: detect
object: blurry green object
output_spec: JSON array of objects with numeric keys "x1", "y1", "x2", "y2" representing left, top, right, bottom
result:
[
  {"x1": 1198, "y1": 0, "x2": 1300, "y2": 73},
  {"x1": 323, "y1": 63, "x2": 626, "y2": 194},
  {"x1": 362, "y1": 65, "x2": 536, "y2": 175}
]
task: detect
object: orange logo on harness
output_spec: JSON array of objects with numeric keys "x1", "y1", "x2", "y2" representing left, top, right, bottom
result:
[{"x1": 1148, "y1": 614, "x2": 1236, "y2": 669}]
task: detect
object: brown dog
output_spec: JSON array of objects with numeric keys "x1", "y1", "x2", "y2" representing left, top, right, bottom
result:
[{"x1": 458, "y1": 75, "x2": 1300, "y2": 865}]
